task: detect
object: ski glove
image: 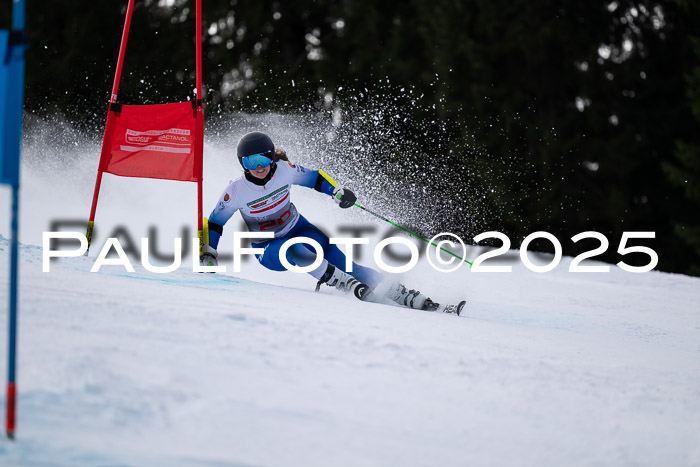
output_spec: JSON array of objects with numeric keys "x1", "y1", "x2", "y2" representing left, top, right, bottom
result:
[
  {"x1": 200, "y1": 244, "x2": 219, "y2": 268},
  {"x1": 332, "y1": 186, "x2": 357, "y2": 209}
]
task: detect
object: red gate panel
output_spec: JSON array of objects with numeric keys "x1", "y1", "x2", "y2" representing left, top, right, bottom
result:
[{"x1": 102, "y1": 101, "x2": 200, "y2": 182}]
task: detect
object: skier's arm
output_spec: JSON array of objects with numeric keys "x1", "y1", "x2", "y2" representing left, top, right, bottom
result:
[
  {"x1": 310, "y1": 171, "x2": 336, "y2": 196},
  {"x1": 293, "y1": 164, "x2": 356, "y2": 207},
  {"x1": 279, "y1": 162, "x2": 333, "y2": 196},
  {"x1": 285, "y1": 161, "x2": 335, "y2": 196},
  {"x1": 207, "y1": 188, "x2": 238, "y2": 249},
  {"x1": 206, "y1": 221, "x2": 225, "y2": 249},
  {"x1": 285, "y1": 161, "x2": 356, "y2": 207}
]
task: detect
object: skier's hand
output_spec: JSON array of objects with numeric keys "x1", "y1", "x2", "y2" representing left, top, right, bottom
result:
[
  {"x1": 200, "y1": 244, "x2": 219, "y2": 270},
  {"x1": 332, "y1": 186, "x2": 357, "y2": 209}
]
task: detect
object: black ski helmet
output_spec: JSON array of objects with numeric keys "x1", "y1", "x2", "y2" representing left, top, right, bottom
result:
[{"x1": 237, "y1": 131, "x2": 275, "y2": 168}]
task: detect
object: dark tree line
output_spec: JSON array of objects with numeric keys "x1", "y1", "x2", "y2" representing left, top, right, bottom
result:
[{"x1": 2, "y1": 0, "x2": 699, "y2": 275}]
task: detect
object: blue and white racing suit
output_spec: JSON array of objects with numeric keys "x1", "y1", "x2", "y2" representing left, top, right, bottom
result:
[{"x1": 207, "y1": 161, "x2": 382, "y2": 288}]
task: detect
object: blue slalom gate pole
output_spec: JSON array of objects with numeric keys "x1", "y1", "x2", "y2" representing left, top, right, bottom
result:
[
  {"x1": 1, "y1": 0, "x2": 27, "y2": 440},
  {"x1": 6, "y1": 186, "x2": 19, "y2": 439}
]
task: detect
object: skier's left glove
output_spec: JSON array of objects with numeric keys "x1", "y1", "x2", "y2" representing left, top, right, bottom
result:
[
  {"x1": 332, "y1": 186, "x2": 357, "y2": 209},
  {"x1": 200, "y1": 244, "x2": 219, "y2": 268}
]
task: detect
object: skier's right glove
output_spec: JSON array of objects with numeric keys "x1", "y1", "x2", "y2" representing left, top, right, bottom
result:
[
  {"x1": 200, "y1": 244, "x2": 219, "y2": 268},
  {"x1": 332, "y1": 186, "x2": 357, "y2": 209}
]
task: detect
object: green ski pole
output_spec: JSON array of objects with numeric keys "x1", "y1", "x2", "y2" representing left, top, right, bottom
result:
[{"x1": 319, "y1": 170, "x2": 473, "y2": 267}]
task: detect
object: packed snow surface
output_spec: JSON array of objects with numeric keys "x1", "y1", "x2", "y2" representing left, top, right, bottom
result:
[{"x1": 0, "y1": 122, "x2": 699, "y2": 466}]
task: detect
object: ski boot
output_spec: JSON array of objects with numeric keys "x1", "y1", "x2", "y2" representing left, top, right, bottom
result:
[
  {"x1": 387, "y1": 283, "x2": 463, "y2": 316},
  {"x1": 387, "y1": 283, "x2": 430, "y2": 310},
  {"x1": 315, "y1": 264, "x2": 370, "y2": 300}
]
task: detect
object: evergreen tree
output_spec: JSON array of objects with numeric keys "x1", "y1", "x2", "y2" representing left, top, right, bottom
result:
[
  {"x1": 663, "y1": 1, "x2": 700, "y2": 274},
  {"x1": 5, "y1": 0, "x2": 700, "y2": 274}
]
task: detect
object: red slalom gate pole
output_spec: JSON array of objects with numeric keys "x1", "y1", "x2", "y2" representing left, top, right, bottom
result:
[
  {"x1": 195, "y1": 0, "x2": 204, "y2": 255},
  {"x1": 108, "y1": 0, "x2": 136, "y2": 106},
  {"x1": 196, "y1": 0, "x2": 202, "y2": 98},
  {"x1": 87, "y1": 0, "x2": 136, "y2": 251}
]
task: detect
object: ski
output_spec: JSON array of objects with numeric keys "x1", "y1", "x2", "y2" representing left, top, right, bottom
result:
[{"x1": 423, "y1": 299, "x2": 466, "y2": 316}]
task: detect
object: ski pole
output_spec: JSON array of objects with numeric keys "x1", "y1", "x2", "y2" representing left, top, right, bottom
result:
[{"x1": 319, "y1": 170, "x2": 473, "y2": 267}]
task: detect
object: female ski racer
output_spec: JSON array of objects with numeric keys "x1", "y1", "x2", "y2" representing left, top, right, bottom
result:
[{"x1": 201, "y1": 131, "x2": 458, "y2": 313}]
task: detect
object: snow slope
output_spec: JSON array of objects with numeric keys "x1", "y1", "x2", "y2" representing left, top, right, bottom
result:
[{"x1": 0, "y1": 120, "x2": 699, "y2": 466}]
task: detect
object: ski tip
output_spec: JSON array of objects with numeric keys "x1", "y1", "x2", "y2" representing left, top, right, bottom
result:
[{"x1": 456, "y1": 300, "x2": 466, "y2": 317}]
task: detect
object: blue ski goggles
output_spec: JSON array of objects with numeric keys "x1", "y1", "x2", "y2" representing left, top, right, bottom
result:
[{"x1": 241, "y1": 151, "x2": 274, "y2": 170}]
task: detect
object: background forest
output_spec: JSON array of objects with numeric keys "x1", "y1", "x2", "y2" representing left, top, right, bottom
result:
[{"x1": 2, "y1": 0, "x2": 699, "y2": 275}]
